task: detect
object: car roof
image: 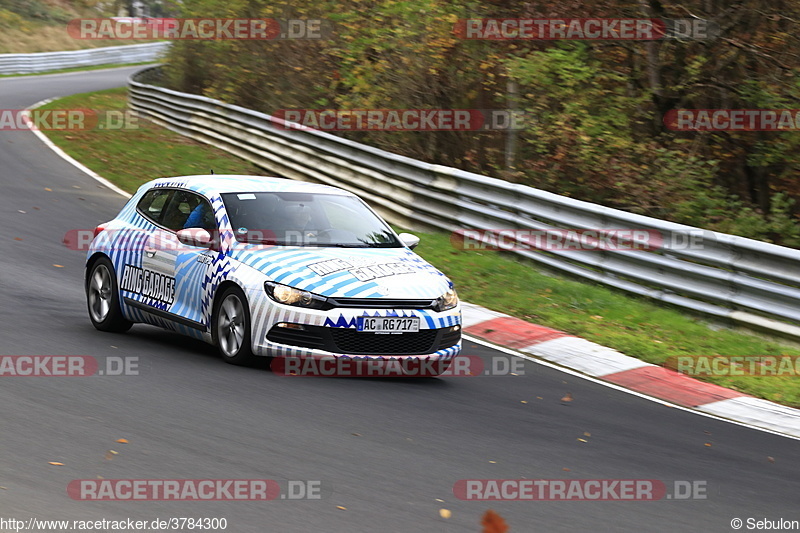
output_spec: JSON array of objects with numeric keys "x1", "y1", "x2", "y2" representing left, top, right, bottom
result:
[{"x1": 143, "y1": 175, "x2": 355, "y2": 197}]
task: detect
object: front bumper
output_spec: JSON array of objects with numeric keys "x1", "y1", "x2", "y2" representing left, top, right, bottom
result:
[
  {"x1": 266, "y1": 323, "x2": 461, "y2": 355},
  {"x1": 251, "y1": 303, "x2": 462, "y2": 360}
]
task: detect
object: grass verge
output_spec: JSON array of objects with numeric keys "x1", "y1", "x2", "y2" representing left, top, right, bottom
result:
[
  {"x1": 0, "y1": 3, "x2": 141, "y2": 54},
  {"x1": 40, "y1": 88, "x2": 261, "y2": 192},
  {"x1": 40, "y1": 87, "x2": 800, "y2": 408}
]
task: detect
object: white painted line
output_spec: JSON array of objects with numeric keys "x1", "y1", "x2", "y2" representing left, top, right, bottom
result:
[
  {"x1": 463, "y1": 333, "x2": 800, "y2": 442},
  {"x1": 521, "y1": 336, "x2": 653, "y2": 377},
  {"x1": 699, "y1": 397, "x2": 800, "y2": 438},
  {"x1": 25, "y1": 98, "x2": 131, "y2": 199}
]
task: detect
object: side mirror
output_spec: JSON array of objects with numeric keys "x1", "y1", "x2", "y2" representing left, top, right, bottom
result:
[
  {"x1": 398, "y1": 232, "x2": 420, "y2": 250},
  {"x1": 176, "y1": 228, "x2": 213, "y2": 248}
]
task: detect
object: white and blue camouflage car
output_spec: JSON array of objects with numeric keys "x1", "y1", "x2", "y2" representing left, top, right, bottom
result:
[{"x1": 85, "y1": 175, "x2": 462, "y2": 371}]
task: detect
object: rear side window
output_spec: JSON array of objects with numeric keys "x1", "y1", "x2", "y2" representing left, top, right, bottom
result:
[
  {"x1": 160, "y1": 190, "x2": 216, "y2": 232},
  {"x1": 136, "y1": 189, "x2": 173, "y2": 225}
]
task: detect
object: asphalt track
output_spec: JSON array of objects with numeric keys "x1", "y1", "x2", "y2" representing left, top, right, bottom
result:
[{"x1": 0, "y1": 67, "x2": 798, "y2": 532}]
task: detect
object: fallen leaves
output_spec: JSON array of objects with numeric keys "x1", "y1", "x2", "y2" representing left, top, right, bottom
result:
[
  {"x1": 336, "y1": 506, "x2": 347, "y2": 511},
  {"x1": 481, "y1": 510, "x2": 509, "y2": 533},
  {"x1": 561, "y1": 392, "x2": 573, "y2": 403},
  {"x1": 115, "y1": 438, "x2": 128, "y2": 444},
  {"x1": 439, "y1": 509, "x2": 452, "y2": 519},
  {"x1": 48, "y1": 462, "x2": 64, "y2": 466}
]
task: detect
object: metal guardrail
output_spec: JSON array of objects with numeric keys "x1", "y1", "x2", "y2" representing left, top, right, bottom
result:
[
  {"x1": 0, "y1": 43, "x2": 169, "y2": 74},
  {"x1": 128, "y1": 65, "x2": 800, "y2": 341}
]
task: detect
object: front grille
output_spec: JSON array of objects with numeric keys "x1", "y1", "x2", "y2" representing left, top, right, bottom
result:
[
  {"x1": 439, "y1": 327, "x2": 462, "y2": 349},
  {"x1": 330, "y1": 328, "x2": 437, "y2": 354},
  {"x1": 266, "y1": 324, "x2": 460, "y2": 355},
  {"x1": 326, "y1": 297, "x2": 437, "y2": 309}
]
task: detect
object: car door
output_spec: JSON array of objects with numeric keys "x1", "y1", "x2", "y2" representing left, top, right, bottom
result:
[
  {"x1": 118, "y1": 187, "x2": 174, "y2": 310},
  {"x1": 141, "y1": 189, "x2": 216, "y2": 328}
]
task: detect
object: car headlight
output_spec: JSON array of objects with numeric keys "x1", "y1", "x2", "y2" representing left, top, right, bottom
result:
[
  {"x1": 264, "y1": 282, "x2": 328, "y2": 310},
  {"x1": 435, "y1": 288, "x2": 459, "y2": 312}
]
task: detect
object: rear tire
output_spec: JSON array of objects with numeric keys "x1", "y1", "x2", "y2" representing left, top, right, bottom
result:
[
  {"x1": 212, "y1": 286, "x2": 255, "y2": 365},
  {"x1": 86, "y1": 257, "x2": 133, "y2": 333}
]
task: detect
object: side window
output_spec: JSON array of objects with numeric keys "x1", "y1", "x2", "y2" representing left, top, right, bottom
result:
[
  {"x1": 136, "y1": 189, "x2": 173, "y2": 225},
  {"x1": 161, "y1": 190, "x2": 216, "y2": 232}
]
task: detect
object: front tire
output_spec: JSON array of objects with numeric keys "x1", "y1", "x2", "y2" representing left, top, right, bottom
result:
[
  {"x1": 212, "y1": 286, "x2": 255, "y2": 365},
  {"x1": 86, "y1": 257, "x2": 133, "y2": 333}
]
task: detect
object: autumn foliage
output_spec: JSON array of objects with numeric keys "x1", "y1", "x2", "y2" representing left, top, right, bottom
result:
[{"x1": 163, "y1": 0, "x2": 800, "y2": 246}]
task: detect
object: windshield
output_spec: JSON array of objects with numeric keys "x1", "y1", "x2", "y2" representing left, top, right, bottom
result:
[{"x1": 221, "y1": 191, "x2": 402, "y2": 247}]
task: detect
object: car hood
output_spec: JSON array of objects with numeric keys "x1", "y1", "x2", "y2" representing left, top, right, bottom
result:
[{"x1": 230, "y1": 245, "x2": 453, "y2": 299}]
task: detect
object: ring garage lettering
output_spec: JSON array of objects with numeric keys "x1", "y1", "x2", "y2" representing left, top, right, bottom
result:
[
  {"x1": 307, "y1": 258, "x2": 425, "y2": 281},
  {"x1": 119, "y1": 265, "x2": 176, "y2": 305}
]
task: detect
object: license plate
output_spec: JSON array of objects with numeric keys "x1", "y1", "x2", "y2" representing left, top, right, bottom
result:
[{"x1": 356, "y1": 316, "x2": 420, "y2": 333}]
